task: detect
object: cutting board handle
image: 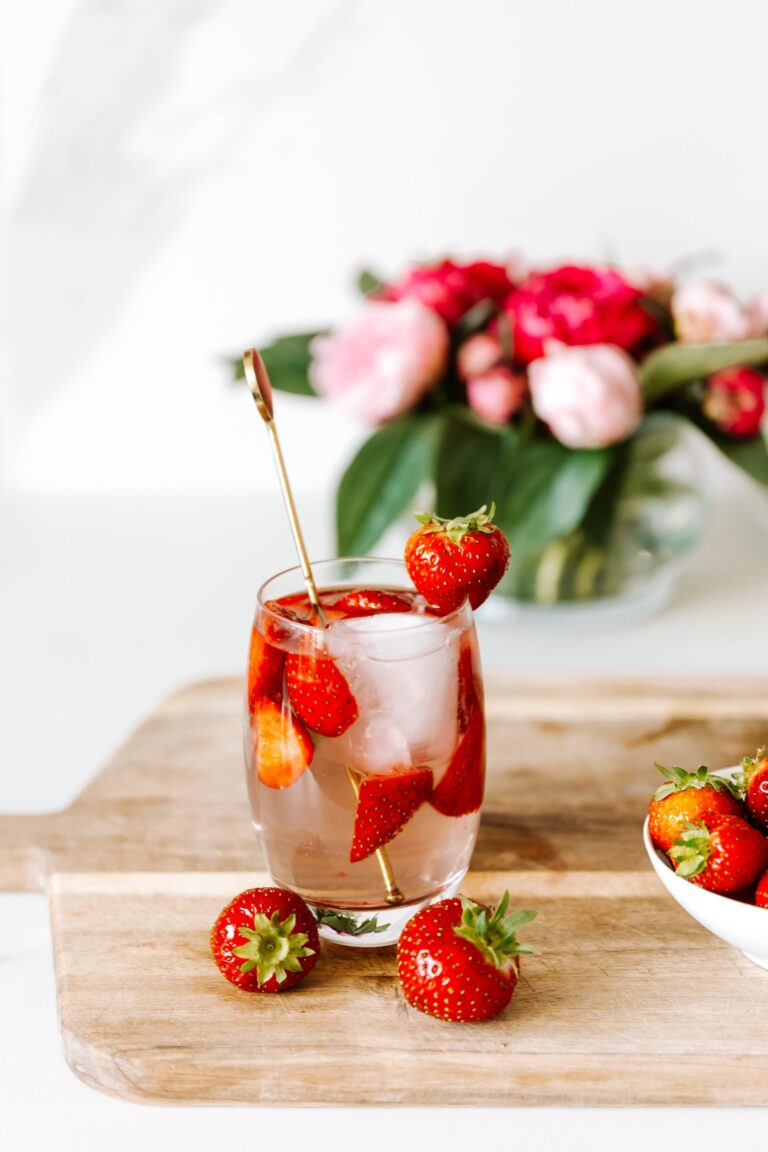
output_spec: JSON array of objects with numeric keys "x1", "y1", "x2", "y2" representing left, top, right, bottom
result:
[{"x1": 0, "y1": 814, "x2": 52, "y2": 890}]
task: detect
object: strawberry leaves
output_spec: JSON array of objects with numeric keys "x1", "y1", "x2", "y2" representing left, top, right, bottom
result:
[
  {"x1": 653, "y1": 762, "x2": 741, "y2": 802},
  {"x1": 453, "y1": 892, "x2": 537, "y2": 973}
]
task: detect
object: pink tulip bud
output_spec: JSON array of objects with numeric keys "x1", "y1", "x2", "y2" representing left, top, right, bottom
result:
[
  {"x1": 456, "y1": 333, "x2": 503, "y2": 381},
  {"x1": 466, "y1": 367, "x2": 528, "y2": 426}
]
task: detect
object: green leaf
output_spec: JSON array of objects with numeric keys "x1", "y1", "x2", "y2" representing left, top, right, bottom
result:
[
  {"x1": 453, "y1": 299, "x2": 499, "y2": 342},
  {"x1": 336, "y1": 415, "x2": 439, "y2": 555},
  {"x1": 640, "y1": 338, "x2": 768, "y2": 404},
  {"x1": 314, "y1": 909, "x2": 389, "y2": 936},
  {"x1": 231, "y1": 332, "x2": 325, "y2": 395},
  {"x1": 357, "y1": 269, "x2": 385, "y2": 296},
  {"x1": 495, "y1": 441, "x2": 615, "y2": 558},
  {"x1": 434, "y1": 417, "x2": 513, "y2": 517}
]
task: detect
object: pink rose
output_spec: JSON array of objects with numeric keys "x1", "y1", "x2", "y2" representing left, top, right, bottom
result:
[
  {"x1": 466, "y1": 367, "x2": 528, "y2": 426},
  {"x1": 456, "y1": 332, "x2": 503, "y2": 380},
  {"x1": 529, "y1": 343, "x2": 643, "y2": 449},
  {"x1": 382, "y1": 259, "x2": 517, "y2": 325},
  {"x1": 703, "y1": 367, "x2": 766, "y2": 438},
  {"x1": 504, "y1": 264, "x2": 658, "y2": 364},
  {"x1": 672, "y1": 280, "x2": 759, "y2": 343},
  {"x1": 309, "y1": 300, "x2": 448, "y2": 424}
]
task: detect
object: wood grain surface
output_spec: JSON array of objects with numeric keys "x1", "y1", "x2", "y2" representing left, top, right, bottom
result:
[{"x1": 2, "y1": 675, "x2": 768, "y2": 1105}]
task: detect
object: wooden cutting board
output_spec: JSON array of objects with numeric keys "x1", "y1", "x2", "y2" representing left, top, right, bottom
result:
[{"x1": 2, "y1": 674, "x2": 768, "y2": 1106}]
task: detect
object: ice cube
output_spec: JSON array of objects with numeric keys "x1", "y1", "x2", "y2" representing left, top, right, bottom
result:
[
  {"x1": 327, "y1": 714, "x2": 412, "y2": 776},
  {"x1": 327, "y1": 614, "x2": 459, "y2": 764}
]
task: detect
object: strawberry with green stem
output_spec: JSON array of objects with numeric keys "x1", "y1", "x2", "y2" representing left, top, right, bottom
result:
[
  {"x1": 404, "y1": 503, "x2": 510, "y2": 614},
  {"x1": 648, "y1": 762, "x2": 744, "y2": 852},
  {"x1": 668, "y1": 815, "x2": 768, "y2": 895},
  {"x1": 211, "y1": 887, "x2": 319, "y2": 992},
  {"x1": 736, "y1": 747, "x2": 768, "y2": 832},
  {"x1": 397, "y1": 891, "x2": 537, "y2": 1022}
]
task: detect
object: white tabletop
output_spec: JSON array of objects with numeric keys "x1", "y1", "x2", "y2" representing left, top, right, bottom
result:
[{"x1": 2, "y1": 490, "x2": 768, "y2": 1148}]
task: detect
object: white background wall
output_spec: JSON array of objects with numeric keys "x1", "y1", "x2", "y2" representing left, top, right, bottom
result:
[{"x1": 2, "y1": 0, "x2": 768, "y2": 499}]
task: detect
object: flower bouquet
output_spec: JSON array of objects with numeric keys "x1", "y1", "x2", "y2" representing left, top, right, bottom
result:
[{"x1": 234, "y1": 259, "x2": 768, "y2": 605}]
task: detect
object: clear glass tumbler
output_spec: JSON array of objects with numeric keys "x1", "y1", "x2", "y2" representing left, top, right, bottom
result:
[{"x1": 244, "y1": 558, "x2": 485, "y2": 946}]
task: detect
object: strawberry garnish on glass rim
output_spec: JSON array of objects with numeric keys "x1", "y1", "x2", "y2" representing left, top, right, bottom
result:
[{"x1": 404, "y1": 502, "x2": 510, "y2": 614}]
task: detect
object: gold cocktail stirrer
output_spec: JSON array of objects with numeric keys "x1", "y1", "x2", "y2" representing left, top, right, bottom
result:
[
  {"x1": 243, "y1": 349, "x2": 327, "y2": 626},
  {"x1": 243, "y1": 349, "x2": 404, "y2": 907}
]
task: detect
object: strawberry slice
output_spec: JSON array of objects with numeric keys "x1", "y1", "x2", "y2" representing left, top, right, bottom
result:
[
  {"x1": 350, "y1": 765, "x2": 433, "y2": 862},
  {"x1": 252, "y1": 698, "x2": 314, "y2": 789},
  {"x1": 457, "y1": 639, "x2": 482, "y2": 733},
  {"x1": 285, "y1": 652, "x2": 358, "y2": 737},
  {"x1": 334, "y1": 589, "x2": 413, "y2": 617},
  {"x1": 247, "y1": 627, "x2": 285, "y2": 711},
  {"x1": 430, "y1": 707, "x2": 485, "y2": 817}
]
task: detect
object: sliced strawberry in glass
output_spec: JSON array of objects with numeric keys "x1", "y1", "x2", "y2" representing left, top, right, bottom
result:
[
  {"x1": 285, "y1": 651, "x2": 358, "y2": 737},
  {"x1": 251, "y1": 698, "x2": 314, "y2": 789},
  {"x1": 333, "y1": 589, "x2": 413, "y2": 617},
  {"x1": 430, "y1": 708, "x2": 485, "y2": 817},
  {"x1": 350, "y1": 765, "x2": 433, "y2": 862},
  {"x1": 247, "y1": 627, "x2": 285, "y2": 711},
  {"x1": 457, "y1": 639, "x2": 483, "y2": 734}
]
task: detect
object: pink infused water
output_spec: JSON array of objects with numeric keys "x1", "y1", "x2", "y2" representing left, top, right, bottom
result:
[{"x1": 245, "y1": 559, "x2": 485, "y2": 946}]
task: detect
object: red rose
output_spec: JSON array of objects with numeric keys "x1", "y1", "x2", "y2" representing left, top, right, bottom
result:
[
  {"x1": 383, "y1": 259, "x2": 517, "y2": 325},
  {"x1": 503, "y1": 264, "x2": 659, "y2": 364},
  {"x1": 703, "y1": 367, "x2": 766, "y2": 439}
]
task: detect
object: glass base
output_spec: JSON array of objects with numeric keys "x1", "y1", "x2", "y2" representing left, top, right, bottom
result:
[{"x1": 306, "y1": 877, "x2": 463, "y2": 948}]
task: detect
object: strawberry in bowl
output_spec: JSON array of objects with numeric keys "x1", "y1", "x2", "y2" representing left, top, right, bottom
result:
[{"x1": 643, "y1": 756, "x2": 768, "y2": 969}]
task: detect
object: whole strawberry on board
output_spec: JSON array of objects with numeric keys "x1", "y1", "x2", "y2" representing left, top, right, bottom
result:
[
  {"x1": 668, "y1": 816, "x2": 768, "y2": 895},
  {"x1": 736, "y1": 747, "x2": 768, "y2": 832},
  {"x1": 211, "y1": 887, "x2": 319, "y2": 992},
  {"x1": 397, "y1": 892, "x2": 536, "y2": 1022},
  {"x1": 404, "y1": 503, "x2": 510, "y2": 614},
  {"x1": 648, "y1": 762, "x2": 744, "y2": 853}
]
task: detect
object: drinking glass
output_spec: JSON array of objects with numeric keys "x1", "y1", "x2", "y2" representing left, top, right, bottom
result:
[{"x1": 244, "y1": 558, "x2": 485, "y2": 946}]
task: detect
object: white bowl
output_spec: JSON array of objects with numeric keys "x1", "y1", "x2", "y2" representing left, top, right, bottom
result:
[{"x1": 643, "y1": 779, "x2": 768, "y2": 969}]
